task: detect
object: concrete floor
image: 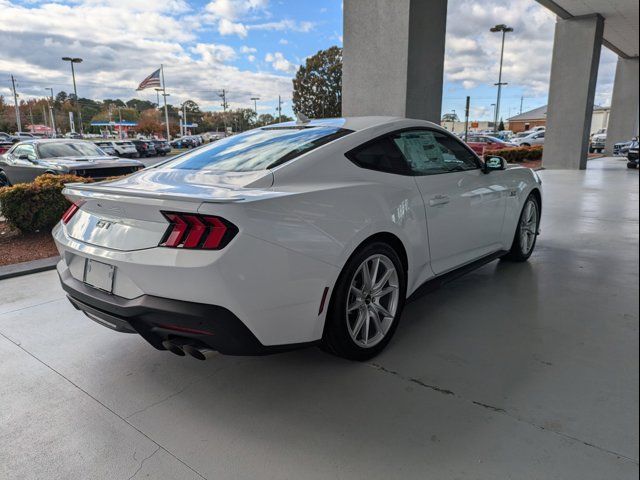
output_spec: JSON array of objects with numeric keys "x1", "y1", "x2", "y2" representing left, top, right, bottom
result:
[{"x1": 0, "y1": 157, "x2": 638, "y2": 479}]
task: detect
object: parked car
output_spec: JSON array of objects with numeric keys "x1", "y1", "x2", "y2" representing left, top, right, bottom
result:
[
  {"x1": 152, "y1": 140, "x2": 171, "y2": 156},
  {"x1": 464, "y1": 135, "x2": 517, "y2": 155},
  {"x1": 0, "y1": 142, "x2": 12, "y2": 155},
  {"x1": 613, "y1": 141, "x2": 633, "y2": 156},
  {"x1": 627, "y1": 140, "x2": 639, "y2": 169},
  {"x1": 94, "y1": 141, "x2": 118, "y2": 156},
  {"x1": 113, "y1": 141, "x2": 140, "y2": 158},
  {"x1": 64, "y1": 132, "x2": 84, "y2": 139},
  {"x1": 512, "y1": 131, "x2": 545, "y2": 147},
  {"x1": 1, "y1": 132, "x2": 14, "y2": 142},
  {"x1": 53, "y1": 117, "x2": 542, "y2": 361},
  {"x1": 170, "y1": 137, "x2": 197, "y2": 149},
  {"x1": 12, "y1": 132, "x2": 36, "y2": 142},
  {"x1": 97, "y1": 140, "x2": 139, "y2": 158},
  {"x1": 131, "y1": 139, "x2": 157, "y2": 157},
  {"x1": 0, "y1": 139, "x2": 144, "y2": 186},
  {"x1": 589, "y1": 132, "x2": 606, "y2": 153}
]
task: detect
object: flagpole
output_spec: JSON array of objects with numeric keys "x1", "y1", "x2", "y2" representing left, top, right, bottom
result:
[{"x1": 160, "y1": 64, "x2": 170, "y2": 141}]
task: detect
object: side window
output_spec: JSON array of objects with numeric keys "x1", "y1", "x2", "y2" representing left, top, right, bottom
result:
[
  {"x1": 392, "y1": 130, "x2": 479, "y2": 175},
  {"x1": 12, "y1": 145, "x2": 35, "y2": 160},
  {"x1": 537, "y1": 132, "x2": 545, "y2": 138},
  {"x1": 347, "y1": 137, "x2": 410, "y2": 175}
]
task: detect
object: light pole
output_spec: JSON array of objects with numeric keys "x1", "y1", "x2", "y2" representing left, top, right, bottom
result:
[
  {"x1": 490, "y1": 24, "x2": 513, "y2": 133},
  {"x1": 450, "y1": 109, "x2": 456, "y2": 132},
  {"x1": 251, "y1": 96, "x2": 260, "y2": 118},
  {"x1": 491, "y1": 103, "x2": 496, "y2": 130},
  {"x1": 45, "y1": 88, "x2": 56, "y2": 136},
  {"x1": 61, "y1": 57, "x2": 84, "y2": 134},
  {"x1": 155, "y1": 88, "x2": 163, "y2": 108}
]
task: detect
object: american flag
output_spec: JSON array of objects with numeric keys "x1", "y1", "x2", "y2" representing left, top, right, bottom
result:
[{"x1": 136, "y1": 68, "x2": 161, "y2": 91}]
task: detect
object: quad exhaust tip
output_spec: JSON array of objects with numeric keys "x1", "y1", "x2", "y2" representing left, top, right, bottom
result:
[
  {"x1": 162, "y1": 340, "x2": 215, "y2": 360},
  {"x1": 162, "y1": 340, "x2": 186, "y2": 356},
  {"x1": 182, "y1": 344, "x2": 216, "y2": 361}
]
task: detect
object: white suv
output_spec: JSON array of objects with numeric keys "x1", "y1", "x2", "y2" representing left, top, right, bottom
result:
[{"x1": 102, "y1": 140, "x2": 139, "y2": 158}]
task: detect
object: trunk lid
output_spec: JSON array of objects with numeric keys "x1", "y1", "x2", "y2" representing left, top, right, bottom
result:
[{"x1": 62, "y1": 168, "x2": 275, "y2": 251}]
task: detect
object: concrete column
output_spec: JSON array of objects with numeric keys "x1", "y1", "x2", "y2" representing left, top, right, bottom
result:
[
  {"x1": 605, "y1": 57, "x2": 640, "y2": 154},
  {"x1": 543, "y1": 14, "x2": 604, "y2": 170},
  {"x1": 342, "y1": 0, "x2": 447, "y2": 123}
]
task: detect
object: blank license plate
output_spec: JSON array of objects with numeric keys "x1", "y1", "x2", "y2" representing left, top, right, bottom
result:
[{"x1": 83, "y1": 259, "x2": 115, "y2": 293}]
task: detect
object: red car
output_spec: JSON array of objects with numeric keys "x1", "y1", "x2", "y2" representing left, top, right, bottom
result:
[{"x1": 464, "y1": 135, "x2": 516, "y2": 156}]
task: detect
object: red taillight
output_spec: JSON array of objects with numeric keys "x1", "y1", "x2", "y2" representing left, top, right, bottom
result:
[
  {"x1": 61, "y1": 203, "x2": 80, "y2": 224},
  {"x1": 159, "y1": 211, "x2": 237, "y2": 249}
]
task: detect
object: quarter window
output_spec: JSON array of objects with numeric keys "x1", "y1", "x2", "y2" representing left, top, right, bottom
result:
[
  {"x1": 347, "y1": 137, "x2": 410, "y2": 175},
  {"x1": 392, "y1": 130, "x2": 479, "y2": 175}
]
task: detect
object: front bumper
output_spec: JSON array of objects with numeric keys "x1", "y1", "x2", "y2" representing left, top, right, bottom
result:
[{"x1": 59, "y1": 265, "x2": 311, "y2": 355}]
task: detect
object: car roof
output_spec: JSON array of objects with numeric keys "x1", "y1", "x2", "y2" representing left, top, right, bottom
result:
[{"x1": 267, "y1": 116, "x2": 419, "y2": 132}]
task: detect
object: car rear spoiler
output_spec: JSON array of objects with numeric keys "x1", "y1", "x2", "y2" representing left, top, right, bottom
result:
[{"x1": 62, "y1": 182, "x2": 246, "y2": 204}]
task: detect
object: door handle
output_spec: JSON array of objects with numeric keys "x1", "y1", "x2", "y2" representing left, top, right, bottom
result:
[{"x1": 429, "y1": 194, "x2": 450, "y2": 207}]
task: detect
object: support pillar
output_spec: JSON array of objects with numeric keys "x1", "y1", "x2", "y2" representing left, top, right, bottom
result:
[
  {"x1": 605, "y1": 57, "x2": 640, "y2": 154},
  {"x1": 543, "y1": 14, "x2": 604, "y2": 169},
  {"x1": 342, "y1": 0, "x2": 447, "y2": 123}
]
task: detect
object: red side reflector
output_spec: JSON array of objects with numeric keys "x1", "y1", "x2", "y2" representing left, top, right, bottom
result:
[
  {"x1": 61, "y1": 203, "x2": 80, "y2": 224},
  {"x1": 318, "y1": 287, "x2": 330, "y2": 315}
]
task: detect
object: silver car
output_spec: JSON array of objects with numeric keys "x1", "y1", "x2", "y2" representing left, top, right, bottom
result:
[{"x1": 513, "y1": 131, "x2": 545, "y2": 147}]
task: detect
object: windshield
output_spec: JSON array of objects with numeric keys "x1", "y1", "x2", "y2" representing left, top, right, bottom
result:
[
  {"x1": 165, "y1": 126, "x2": 352, "y2": 172},
  {"x1": 37, "y1": 142, "x2": 106, "y2": 158}
]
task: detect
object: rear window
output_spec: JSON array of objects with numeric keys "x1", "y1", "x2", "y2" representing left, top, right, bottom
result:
[{"x1": 165, "y1": 126, "x2": 352, "y2": 172}]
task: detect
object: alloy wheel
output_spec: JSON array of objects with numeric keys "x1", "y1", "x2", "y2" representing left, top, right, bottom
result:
[
  {"x1": 346, "y1": 254, "x2": 399, "y2": 348},
  {"x1": 519, "y1": 199, "x2": 538, "y2": 255}
]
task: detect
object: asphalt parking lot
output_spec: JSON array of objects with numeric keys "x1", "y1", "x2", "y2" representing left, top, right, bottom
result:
[{"x1": 0, "y1": 157, "x2": 638, "y2": 479}]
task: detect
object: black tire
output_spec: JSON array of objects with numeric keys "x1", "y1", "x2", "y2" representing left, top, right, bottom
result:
[
  {"x1": 589, "y1": 147, "x2": 595, "y2": 153},
  {"x1": 522, "y1": 143, "x2": 531, "y2": 147},
  {"x1": 321, "y1": 241, "x2": 406, "y2": 361},
  {"x1": 0, "y1": 170, "x2": 10, "y2": 187},
  {"x1": 627, "y1": 161, "x2": 637, "y2": 169},
  {"x1": 503, "y1": 193, "x2": 540, "y2": 262}
]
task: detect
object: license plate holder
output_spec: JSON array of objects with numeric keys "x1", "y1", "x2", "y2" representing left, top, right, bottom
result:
[{"x1": 83, "y1": 259, "x2": 115, "y2": 293}]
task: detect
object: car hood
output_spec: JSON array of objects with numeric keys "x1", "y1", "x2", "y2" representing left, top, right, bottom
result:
[{"x1": 40, "y1": 156, "x2": 141, "y2": 168}]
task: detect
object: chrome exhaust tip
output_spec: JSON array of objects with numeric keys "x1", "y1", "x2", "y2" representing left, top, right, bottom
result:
[
  {"x1": 162, "y1": 340, "x2": 186, "y2": 356},
  {"x1": 182, "y1": 344, "x2": 216, "y2": 361}
]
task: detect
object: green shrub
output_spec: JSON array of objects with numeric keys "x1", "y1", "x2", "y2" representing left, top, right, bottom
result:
[
  {"x1": 0, "y1": 174, "x2": 90, "y2": 233},
  {"x1": 485, "y1": 146, "x2": 543, "y2": 163}
]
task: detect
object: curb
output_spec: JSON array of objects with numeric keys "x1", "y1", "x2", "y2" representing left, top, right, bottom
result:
[{"x1": 0, "y1": 256, "x2": 60, "y2": 281}]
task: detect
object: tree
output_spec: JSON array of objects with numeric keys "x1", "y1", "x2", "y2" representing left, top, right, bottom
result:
[
  {"x1": 126, "y1": 99, "x2": 156, "y2": 112},
  {"x1": 441, "y1": 113, "x2": 460, "y2": 123},
  {"x1": 136, "y1": 108, "x2": 163, "y2": 136},
  {"x1": 498, "y1": 119, "x2": 505, "y2": 131},
  {"x1": 292, "y1": 46, "x2": 342, "y2": 119}
]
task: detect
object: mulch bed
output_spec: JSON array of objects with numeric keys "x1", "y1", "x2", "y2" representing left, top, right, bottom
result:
[{"x1": 0, "y1": 221, "x2": 59, "y2": 267}]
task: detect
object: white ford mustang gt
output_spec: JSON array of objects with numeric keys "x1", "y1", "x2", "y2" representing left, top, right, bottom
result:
[{"x1": 54, "y1": 117, "x2": 542, "y2": 361}]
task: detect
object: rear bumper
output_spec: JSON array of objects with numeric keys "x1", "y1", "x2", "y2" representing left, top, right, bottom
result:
[{"x1": 59, "y1": 264, "x2": 311, "y2": 355}]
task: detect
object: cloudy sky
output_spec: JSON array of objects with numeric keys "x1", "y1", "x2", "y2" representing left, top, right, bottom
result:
[{"x1": 0, "y1": 0, "x2": 618, "y2": 120}]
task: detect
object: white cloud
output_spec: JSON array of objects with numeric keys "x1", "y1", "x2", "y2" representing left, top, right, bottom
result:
[
  {"x1": 218, "y1": 18, "x2": 248, "y2": 37},
  {"x1": 204, "y1": 0, "x2": 268, "y2": 20},
  {"x1": 250, "y1": 19, "x2": 314, "y2": 32},
  {"x1": 191, "y1": 43, "x2": 236, "y2": 64},
  {"x1": 247, "y1": 55, "x2": 256, "y2": 62},
  {"x1": 240, "y1": 45, "x2": 257, "y2": 54},
  {"x1": 279, "y1": 38, "x2": 289, "y2": 45},
  {"x1": 265, "y1": 51, "x2": 296, "y2": 73},
  {"x1": 0, "y1": 0, "x2": 293, "y2": 111}
]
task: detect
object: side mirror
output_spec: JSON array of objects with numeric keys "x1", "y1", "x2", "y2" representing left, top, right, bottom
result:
[
  {"x1": 483, "y1": 156, "x2": 506, "y2": 173},
  {"x1": 18, "y1": 154, "x2": 31, "y2": 161}
]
